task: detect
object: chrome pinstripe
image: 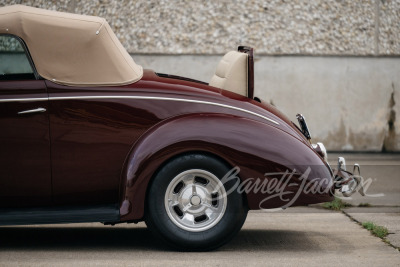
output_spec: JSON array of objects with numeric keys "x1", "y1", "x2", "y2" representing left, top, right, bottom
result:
[
  {"x1": 0, "y1": 95, "x2": 279, "y2": 125},
  {"x1": 0, "y1": 97, "x2": 48, "y2": 102}
]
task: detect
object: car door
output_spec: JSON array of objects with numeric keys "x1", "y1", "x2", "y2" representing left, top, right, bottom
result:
[
  {"x1": 47, "y1": 83, "x2": 145, "y2": 206},
  {"x1": 0, "y1": 35, "x2": 51, "y2": 208}
]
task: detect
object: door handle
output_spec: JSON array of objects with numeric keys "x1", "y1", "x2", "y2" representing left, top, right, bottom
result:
[{"x1": 18, "y1": 107, "x2": 47, "y2": 115}]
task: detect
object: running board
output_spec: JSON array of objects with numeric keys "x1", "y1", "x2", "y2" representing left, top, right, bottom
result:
[{"x1": 0, "y1": 204, "x2": 120, "y2": 226}]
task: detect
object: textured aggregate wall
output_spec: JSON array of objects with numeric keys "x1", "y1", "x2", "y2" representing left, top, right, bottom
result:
[{"x1": 2, "y1": 0, "x2": 399, "y2": 55}]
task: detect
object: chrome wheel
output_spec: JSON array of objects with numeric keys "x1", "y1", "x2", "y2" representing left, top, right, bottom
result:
[
  {"x1": 164, "y1": 169, "x2": 227, "y2": 232},
  {"x1": 146, "y1": 154, "x2": 248, "y2": 250}
]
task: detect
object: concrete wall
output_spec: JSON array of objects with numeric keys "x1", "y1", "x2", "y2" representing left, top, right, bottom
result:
[{"x1": 2, "y1": 0, "x2": 400, "y2": 151}]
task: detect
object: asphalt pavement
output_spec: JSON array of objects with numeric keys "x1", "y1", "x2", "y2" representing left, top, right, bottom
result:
[{"x1": 0, "y1": 153, "x2": 399, "y2": 266}]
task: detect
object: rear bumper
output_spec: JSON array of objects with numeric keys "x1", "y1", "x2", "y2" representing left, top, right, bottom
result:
[{"x1": 333, "y1": 156, "x2": 365, "y2": 197}]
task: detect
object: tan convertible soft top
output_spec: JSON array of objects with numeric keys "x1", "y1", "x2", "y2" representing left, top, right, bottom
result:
[{"x1": 0, "y1": 5, "x2": 143, "y2": 86}]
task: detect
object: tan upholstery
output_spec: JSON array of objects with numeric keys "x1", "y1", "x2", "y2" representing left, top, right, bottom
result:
[
  {"x1": 209, "y1": 51, "x2": 248, "y2": 96},
  {"x1": 0, "y1": 5, "x2": 143, "y2": 87}
]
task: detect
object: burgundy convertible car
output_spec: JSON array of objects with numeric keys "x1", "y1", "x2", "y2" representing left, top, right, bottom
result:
[{"x1": 0, "y1": 5, "x2": 363, "y2": 250}]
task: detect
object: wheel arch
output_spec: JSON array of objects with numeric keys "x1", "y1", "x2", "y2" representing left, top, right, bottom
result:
[
  {"x1": 118, "y1": 112, "x2": 333, "y2": 221},
  {"x1": 118, "y1": 113, "x2": 268, "y2": 221}
]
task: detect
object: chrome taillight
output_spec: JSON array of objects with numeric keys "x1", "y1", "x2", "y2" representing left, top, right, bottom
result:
[{"x1": 312, "y1": 142, "x2": 328, "y2": 161}]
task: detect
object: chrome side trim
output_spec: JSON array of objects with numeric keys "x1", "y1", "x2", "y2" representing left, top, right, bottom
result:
[
  {"x1": 0, "y1": 95, "x2": 279, "y2": 125},
  {"x1": 0, "y1": 97, "x2": 48, "y2": 102}
]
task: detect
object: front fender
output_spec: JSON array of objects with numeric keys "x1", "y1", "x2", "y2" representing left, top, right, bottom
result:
[{"x1": 119, "y1": 113, "x2": 333, "y2": 221}]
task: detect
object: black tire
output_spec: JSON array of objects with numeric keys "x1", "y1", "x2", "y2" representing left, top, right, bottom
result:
[{"x1": 145, "y1": 153, "x2": 248, "y2": 251}]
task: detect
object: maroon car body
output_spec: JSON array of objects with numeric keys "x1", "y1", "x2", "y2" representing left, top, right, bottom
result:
[
  {"x1": 1, "y1": 69, "x2": 334, "y2": 214},
  {"x1": 1, "y1": 5, "x2": 359, "y2": 251}
]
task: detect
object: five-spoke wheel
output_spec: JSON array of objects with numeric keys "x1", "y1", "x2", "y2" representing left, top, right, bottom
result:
[
  {"x1": 165, "y1": 169, "x2": 227, "y2": 232},
  {"x1": 145, "y1": 153, "x2": 248, "y2": 251}
]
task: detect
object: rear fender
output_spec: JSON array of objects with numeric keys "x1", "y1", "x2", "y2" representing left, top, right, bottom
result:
[{"x1": 119, "y1": 113, "x2": 333, "y2": 221}]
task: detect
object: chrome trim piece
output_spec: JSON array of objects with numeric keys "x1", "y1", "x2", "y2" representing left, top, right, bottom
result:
[
  {"x1": 338, "y1": 157, "x2": 346, "y2": 171},
  {"x1": 312, "y1": 142, "x2": 328, "y2": 162},
  {"x1": 0, "y1": 97, "x2": 48, "y2": 102},
  {"x1": 318, "y1": 142, "x2": 327, "y2": 161},
  {"x1": 296, "y1": 113, "x2": 311, "y2": 140},
  {"x1": 0, "y1": 96, "x2": 279, "y2": 125},
  {"x1": 18, "y1": 107, "x2": 46, "y2": 115}
]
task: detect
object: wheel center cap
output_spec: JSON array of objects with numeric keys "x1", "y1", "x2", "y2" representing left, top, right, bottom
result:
[{"x1": 190, "y1": 195, "x2": 201, "y2": 206}]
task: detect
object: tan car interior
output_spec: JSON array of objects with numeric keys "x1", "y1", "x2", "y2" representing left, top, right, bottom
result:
[{"x1": 209, "y1": 46, "x2": 254, "y2": 98}]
